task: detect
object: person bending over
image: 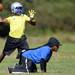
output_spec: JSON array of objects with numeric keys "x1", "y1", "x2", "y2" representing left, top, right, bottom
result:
[{"x1": 8, "y1": 37, "x2": 61, "y2": 73}]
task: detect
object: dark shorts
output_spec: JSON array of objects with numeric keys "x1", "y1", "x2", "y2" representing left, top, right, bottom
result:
[
  {"x1": 8, "y1": 56, "x2": 37, "y2": 73},
  {"x1": 19, "y1": 56, "x2": 37, "y2": 72},
  {"x1": 3, "y1": 35, "x2": 29, "y2": 55}
]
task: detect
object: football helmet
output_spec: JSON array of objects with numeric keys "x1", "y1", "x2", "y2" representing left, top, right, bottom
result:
[{"x1": 11, "y1": 2, "x2": 24, "y2": 15}]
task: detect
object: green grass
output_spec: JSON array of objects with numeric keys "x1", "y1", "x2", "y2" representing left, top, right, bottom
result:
[{"x1": 0, "y1": 37, "x2": 75, "y2": 75}]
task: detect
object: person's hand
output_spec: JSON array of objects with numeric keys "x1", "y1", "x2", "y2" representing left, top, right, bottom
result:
[
  {"x1": 28, "y1": 9, "x2": 36, "y2": 18},
  {"x1": 0, "y1": 17, "x2": 3, "y2": 22}
]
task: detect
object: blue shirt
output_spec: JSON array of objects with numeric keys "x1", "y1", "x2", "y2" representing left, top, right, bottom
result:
[{"x1": 22, "y1": 46, "x2": 52, "y2": 64}]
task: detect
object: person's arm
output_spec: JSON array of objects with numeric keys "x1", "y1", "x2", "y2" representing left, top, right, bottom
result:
[
  {"x1": 28, "y1": 9, "x2": 36, "y2": 25},
  {"x1": 0, "y1": 17, "x2": 9, "y2": 24},
  {"x1": 40, "y1": 58, "x2": 47, "y2": 72},
  {"x1": 28, "y1": 18, "x2": 36, "y2": 25}
]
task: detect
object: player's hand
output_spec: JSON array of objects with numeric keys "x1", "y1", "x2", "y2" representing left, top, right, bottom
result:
[
  {"x1": 28, "y1": 9, "x2": 36, "y2": 18},
  {"x1": 0, "y1": 17, "x2": 3, "y2": 22},
  {"x1": 0, "y1": 17, "x2": 7, "y2": 23}
]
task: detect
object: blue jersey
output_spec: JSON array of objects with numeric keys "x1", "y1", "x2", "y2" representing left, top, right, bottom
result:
[{"x1": 22, "y1": 46, "x2": 52, "y2": 64}]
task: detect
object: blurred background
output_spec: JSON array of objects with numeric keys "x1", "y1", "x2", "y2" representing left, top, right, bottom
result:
[{"x1": 0, "y1": 0, "x2": 75, "y2": 75}]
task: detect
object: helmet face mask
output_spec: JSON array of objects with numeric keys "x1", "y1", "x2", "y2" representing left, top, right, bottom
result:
[
  {"x1": 11, "y1": 2, "x2": 24, "y2": 15},
  {"x1": 14, "y1": 6, "x2": 24, "y2": 15}
]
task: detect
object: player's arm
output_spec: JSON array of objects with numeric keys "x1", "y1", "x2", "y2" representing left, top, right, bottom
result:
[
  {"x1": 28, "y1": 18, "x2": 36, "y2": 25},
  {"x1": 40, "y1": 58, "x2": 47, "y2": 72},
  {"x1": 0, "y1": 18, "x2": 9, "y2": 24},
  {"x1": 28, "y1": 9, "x2": 36, "y2": 25}
]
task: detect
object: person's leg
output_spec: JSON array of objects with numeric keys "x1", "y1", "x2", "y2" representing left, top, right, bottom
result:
[
  {"x1": 0, "y1": 37, "x2": 9, "y2": 63},
  {"x1": 31, "y1": 63, "x2": 37, "y2": 72},
  {"x1": 8, "y1": 56, "x2": 37, "y2": 73},
  {"x1": 16, "y1": 35, "x2": 29, "y2": 59},
  {"x1": 8, "y1": 64, "x2": 27, "y2": 73},
  {"x1": 25, "y1": 58, "x2": 37, "y2": 72},
  {"x1": 0, "y1": 51, "x2": 5, "y2": 63},
  {"x1": 8, "y1": 56, "x2": 28, "y2": 73},
  {"x1": 0, "y1": 36, "x2": 18, "y2": 63},
  {"x1": 19, "y1": 54, "x2": 37, "y2": 73},
  {"x1": 19, "y1": 56, "x2": 32, "y2": 72}
]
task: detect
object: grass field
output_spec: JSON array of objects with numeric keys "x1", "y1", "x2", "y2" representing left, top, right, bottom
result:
[{"x1": 0, "y1": 37, "x2": 75, "y2": 75}]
